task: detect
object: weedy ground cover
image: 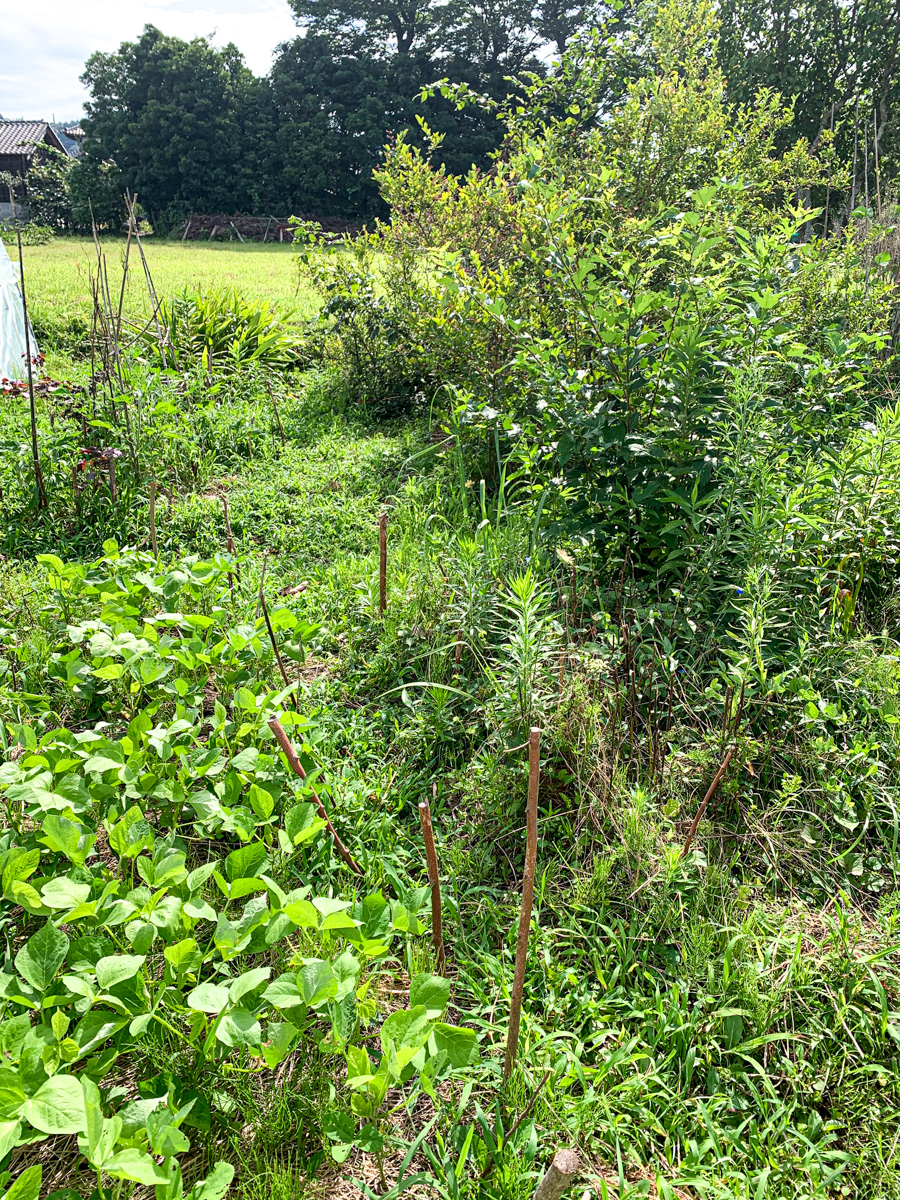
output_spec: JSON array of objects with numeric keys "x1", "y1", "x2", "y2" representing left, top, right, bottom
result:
[{"x1": 2, "y1": 2, "x2": 900, "y2": 1196}]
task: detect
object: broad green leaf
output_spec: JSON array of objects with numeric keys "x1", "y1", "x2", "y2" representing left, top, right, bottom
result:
[
  {"x1": 228, "y1": 877, "x2": 268, "y2": 901},
  {"x1": 0, "y1": 1121, "x2": 21, "y2": 1161},
  {"x1": 187, "y1": 983, "x2": 230, "y2": 1014},
  {"x1": 185, "y1": 898, "x2": 217, "y2": 922},
  {"x1": 284, "y1": 803, "x2": 326, "y2": 846},
  {"x1": 327, "y1": 993, "x2": 356, "y2": 1046},
  {"x1": 346, "y1": 1044, "x2": 370, "y2": 1084},
  {"x1": 283, "y1": 899, "x2": 319, "y2": 929},
  {"x1": 261, "y1": 1020, "x2": 299, "y2": 1069},
  {"x1": 225, "y1": 841, "x2": 266, "y2": 882},
  {"x1": 299, "y1": 961, "x2": 336, "y2": 1006},
  {"x1": 186, "y1": 860, "x2": 219, "y2": 893},
  {"x1": 215, "y1": 1008, "x2": 261, "y2": 1048},
  {"x1": 95, "y1": 955, "x2": 146, "y2": 991},
  {"x1": 105, "y1": 1149, "x2": 173, "y2": 1186},
  {"x1": 189, "y1": 1162, "x2": 234, "y2": 1200},
  {"x1": 312, "y1": 897, "x2": 351, "y2": 919},
  {"x1": 0, "y1": 1015, "x2": 31, "y2": 1063},
  {"x1": 15, "y1": 921, "x2": 68, "y2": 991},
  {"x1": 355, "y1": 892, "x2": 391, "y2": 941},
  {"x1": 381, "y1": 1006, "x2": 431, "y2": 1055},
  {"x1": 229, "y1": 967, "x2": 271, "y2": 1003},
  {"x1": 409, "y1": 973, "x2": 450, "y2": 1019},
  {"x1": 248, "y1": 784, "x2": 275, "y2": 821},
  {"x1": 432, "y1": 1022, "x2": 478, "y2": 1068},
  {"x1": 164, "y1": 939, "x2": 202, "y2": 976},
  {"x1": 1, "y1": 1164, "x2": 40, "y2": 1200},
  {"x1": 73, "y1": 1013, "x2": 127, "y2": 1057},
  {"x1": 261, "y1": 974, "x2": 304, "y2": 1009},
  {"x1": 22, "y1": 1075, "x2": 87, "y2": 1134},
  {"x1": 0, "y1": 1069, "x2": 26, "y2": 1120}
]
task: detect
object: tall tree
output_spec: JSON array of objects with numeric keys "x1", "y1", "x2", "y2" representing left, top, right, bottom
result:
[
  {"x1": 286, "y1": 0, "x2": 441, "y2": 55},
  {"x1": 718, "y1": 0, "x2": 900, "y2": 202},
  {"x1": 81, "y1": 26, "x2": 273, "y2": 221}
]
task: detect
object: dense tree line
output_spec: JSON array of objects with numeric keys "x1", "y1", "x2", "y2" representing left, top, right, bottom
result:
[{"x1": 74, "y1": 0, "x2": 899, "y2": 227}]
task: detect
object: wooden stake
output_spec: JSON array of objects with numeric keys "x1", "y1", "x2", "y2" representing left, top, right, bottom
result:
[
  {"x1": 873, "y1": 107, "x2": 882, "y2": 219},
  {"x1": 682, "y1": 745, "x2": 735, "y2": 858},
  {"x1": 258, "y1": 587, "x2": 298, "y2": 711},
  {"x1": 149, "y1": 479, "x2": 158, "y2": 559},
  {"x1": 108, "y1": 456, "x2": 117, "y2": 504},
  {"x1": 220, "y1": 493, "x2": 240, "y2": 587},
  {"x1": 15, "y1": 230, "x2": 47, "y2": 510},
  {"x1": 418, "y1": 790, "x2": 445, "y2": 972},
  {"x1": 267, "y1": 380, "x2": 286, "y2": 447},
  {"x1": 533, "y1": 1149, "x2": 579, "y2": 1200},
  {"x1": 268, "y1": 717, "x2": 363, "y2": 875},
  {"x1": 504, "y1": 726, "x2": 541, "y2": 1081},
  {"x1": 378, "y1": 513, "x2": 388, "y2": 614}
]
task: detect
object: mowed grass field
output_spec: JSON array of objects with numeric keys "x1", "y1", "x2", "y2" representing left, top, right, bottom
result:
[{"x1": 19, "y1": 236, "x2": 320, "y2": 374}]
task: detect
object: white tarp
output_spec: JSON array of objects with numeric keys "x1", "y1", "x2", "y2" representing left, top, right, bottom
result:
[{"x1": 0, "y1": 238, "x2": 38, "y2": 380}]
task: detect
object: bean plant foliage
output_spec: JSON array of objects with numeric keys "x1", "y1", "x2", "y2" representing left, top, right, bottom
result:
[{"x1": 0, "y1": 548, "x2": 476, "y2": 1200}]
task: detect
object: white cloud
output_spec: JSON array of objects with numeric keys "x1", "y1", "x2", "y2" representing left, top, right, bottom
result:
[{"x1": 0, "y1": 0, "x2": 299, "y2": 120}]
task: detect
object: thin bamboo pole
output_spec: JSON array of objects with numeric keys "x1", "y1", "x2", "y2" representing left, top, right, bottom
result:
[
  {"x1": 15, "y1": 230, "x2": 47, "y2": 509},
  {"x1": 379, "y1": 513, "x2": 388, "y2": 614},
  {"x1": 504, "y1": 726, "x2": 541, "y2": 1081},
  {"x1": 149, "y1": 479, "x2": 158, "y2": 559},
  {"x1": 268, "y1": 717, "x2": 363, "y2": 875},
  {"x1": 267, "y1": 380, "x2": 286, "y2": 447},
  {"x1": 418, "y1": 790, "x2": 445, "y2": 972}
]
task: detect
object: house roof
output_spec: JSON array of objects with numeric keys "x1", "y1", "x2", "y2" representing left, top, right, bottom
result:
[
  {"x1": 50, "y1": 123, "x2": 83, "y2": 158},
  {"x1": 0, "y1": 120, "x2": 67, "y2": 158}
]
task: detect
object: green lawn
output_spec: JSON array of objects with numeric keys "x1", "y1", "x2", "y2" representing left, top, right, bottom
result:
[{"x1": 18, "y1": 237, "x2": 320, "y2": 375}]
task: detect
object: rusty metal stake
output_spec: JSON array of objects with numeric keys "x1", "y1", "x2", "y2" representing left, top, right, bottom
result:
[
  {"x1": 418, "y1": 789, "x2": 445, "y2": 972},
  {"x1": 504, "y1": 726, "x2": 541, "y2": 1080}
]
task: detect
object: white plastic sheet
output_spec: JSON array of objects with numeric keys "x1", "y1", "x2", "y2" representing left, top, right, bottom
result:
[{"x1": 0, "y1": 238, "x2": 38, "y2": 380}]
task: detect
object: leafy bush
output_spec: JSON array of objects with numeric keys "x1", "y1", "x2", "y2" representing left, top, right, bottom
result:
[
  {"x1": 139, "y1": 288, "x2": 299, "y2": 372},
  {"x1": 0, "y1": 221, "x2": 54, "y2": 246}
]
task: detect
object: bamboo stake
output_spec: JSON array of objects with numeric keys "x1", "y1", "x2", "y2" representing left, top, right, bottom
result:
[
  {"x1": 149, "y1": 479, "x2": 158, "y2": 559},
  {"x1": 504, "y1": 726, "x2": 541, "y2": 1081},
  {"x1": 268, "y1": 717, "x2": 363, "y2": 875},
  {"x1": 379, "y1": 513, "x2": 388, "y2": 614},
  {"x1": 682, "y1": 745, "x2": 735, "y2": 858},
  {"x1": 15, "y1": 230, "x2": 47, "y2": 510},
  {"x1": 873, "y1": 107, "x2": 882, "y2": 219},
  {"x1": 107, "y1": 455, "x2": 117, "y2": 504},
  {"x1": 267, "y1": 380, "x2": 286, "y2": 446},
  {"x1": 220, "y1": 494, "x2": 240, "y2": 585},
  {"x1": 418, "y1": 790, "x2": 445, "y2": 972},
  {"x1": 258, "y1": 587, "x2": 298, "y2": 711}
]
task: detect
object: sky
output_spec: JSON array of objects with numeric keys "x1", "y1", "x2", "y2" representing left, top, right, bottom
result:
[{"x1": 0, "y1": 0, "x2": 299, "y2": 122}]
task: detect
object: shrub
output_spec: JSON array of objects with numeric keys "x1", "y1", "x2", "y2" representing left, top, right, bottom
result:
[
  {"x1": 137, "y1": 287, "x2": 300, "y2": 372},
  {"x1": 0, "y1": 221, "x2": 54, "y2": 245}
]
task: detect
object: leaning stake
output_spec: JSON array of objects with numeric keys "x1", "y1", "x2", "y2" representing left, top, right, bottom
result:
[
  {"x1": 378, "y1": 512, "x2": 388, "y2": 614},
  {"x1": 418, "y1": 792, "x2": 445, "y2": 972},
  {"x1": 504, "y1": 726, "x2": 541, "y2": 1080},
  {"x1": 682, "y1": 744, "x2": 735, "y2": 858},
  {"x1": 15, "y1": 230, "x2": 47, "y2": 509},
  {"x1": 268, "y1": 716, "x2": 363, "y2": 876}
]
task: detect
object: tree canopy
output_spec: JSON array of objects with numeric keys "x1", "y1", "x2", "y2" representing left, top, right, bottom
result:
[{"x1": 73, "y1": 0, "x2": 899, "y2": 226}]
